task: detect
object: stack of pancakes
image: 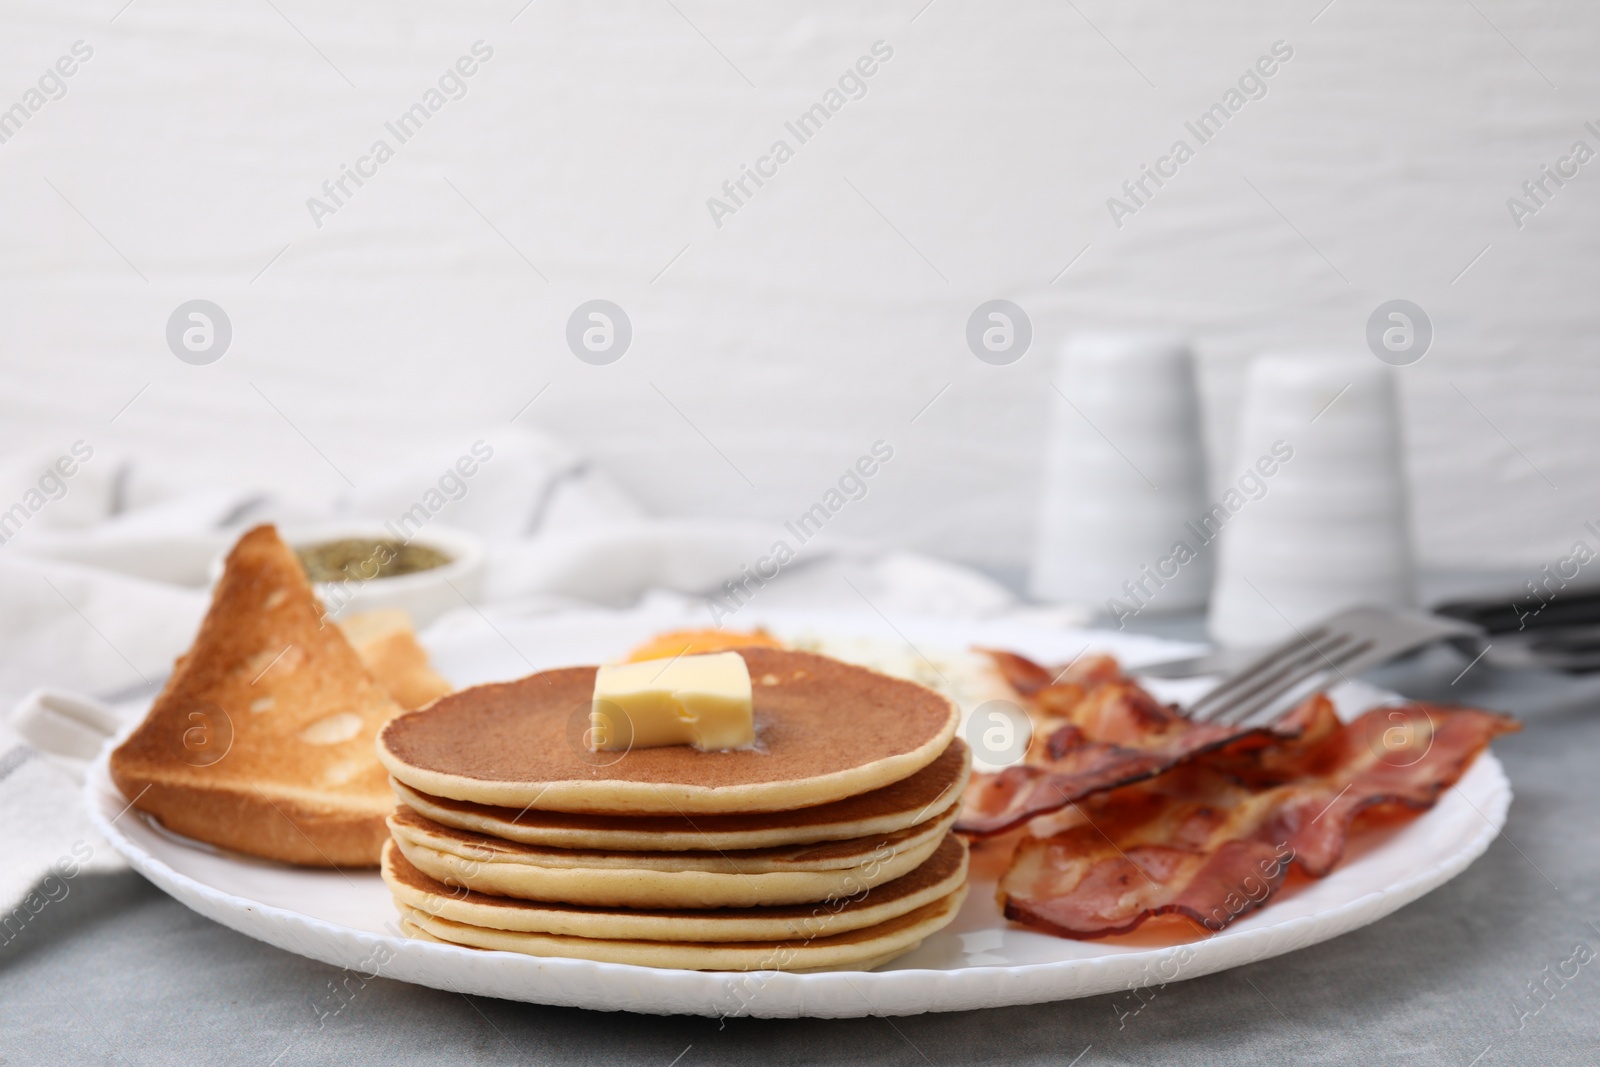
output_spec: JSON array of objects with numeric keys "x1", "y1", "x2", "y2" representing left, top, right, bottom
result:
[{"x1": 376, "y1": 648, "x2": 972, "y2": 971}]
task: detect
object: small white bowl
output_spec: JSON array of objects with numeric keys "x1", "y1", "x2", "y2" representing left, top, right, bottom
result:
[{"x1": 208, "y1": 522, "x2": 485, "y2": 628}]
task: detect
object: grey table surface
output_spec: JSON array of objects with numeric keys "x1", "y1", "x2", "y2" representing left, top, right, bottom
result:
[{"x1": 4, "y1": 608, "x2": 1599, "y2": 1066}]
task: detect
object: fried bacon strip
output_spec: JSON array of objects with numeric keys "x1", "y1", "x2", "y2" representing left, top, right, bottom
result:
[
  {"x1": 957, "y1": 649, "x2": 1336, "y2": 837},
  {"x1": 997, "y1": 702, "x2": 1518, "y2": 939}
]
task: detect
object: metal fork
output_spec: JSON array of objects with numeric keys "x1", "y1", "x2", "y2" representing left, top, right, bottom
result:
[{"x1": 1135, "y1": 605, "x2": 1484, "y2": 728}]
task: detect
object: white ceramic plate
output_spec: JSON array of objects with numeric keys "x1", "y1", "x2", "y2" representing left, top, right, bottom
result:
[{"x1": 87, "y1": 606, "x2": 1512, "y2": 1018}]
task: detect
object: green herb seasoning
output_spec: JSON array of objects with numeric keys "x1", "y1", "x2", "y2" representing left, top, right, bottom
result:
[{"x1": 295, "y1": 538, "x2": 452, "y2": 584}]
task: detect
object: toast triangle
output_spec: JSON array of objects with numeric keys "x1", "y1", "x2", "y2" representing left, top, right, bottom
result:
[
  {"x1": 338, "y1": 609, "x2": 452, "y2": 711},
  {"x1": 111, "y1": 524, "x2": 403, "y2": 867}
]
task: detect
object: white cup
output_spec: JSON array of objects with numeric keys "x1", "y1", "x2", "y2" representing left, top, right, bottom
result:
[
  {"x1": 1207, "y1": 353, "x2": 1414, "y2": 648},
  {"x1": 1029, "y1": 332, "x2": 1211, "y2": 616}
]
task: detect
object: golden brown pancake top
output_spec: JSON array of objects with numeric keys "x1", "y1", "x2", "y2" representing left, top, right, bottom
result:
[{"x1": 380, "y1": 648, "x2": 956, "y2": 797}]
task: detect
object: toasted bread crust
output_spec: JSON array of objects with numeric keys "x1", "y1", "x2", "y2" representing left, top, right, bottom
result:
[
  {"x1": 109, "y1": 770, "x2": 390, "y2": 867},
  {"x1": 110, "y1": 525, "x2": 402, "y2": 868}
]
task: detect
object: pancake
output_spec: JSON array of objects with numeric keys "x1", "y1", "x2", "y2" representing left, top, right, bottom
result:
[
  {"x1": 382, "y1": 835, "x2": 968, "y2": 942},
  {"x1": 394, "y1": 884, "x2": 968, "y2": 971},
  {"x1": 388, "y1": 804, "x2": 956, "y2": 875},
  {"x1": 390, "y1": 739, "x2": 970, "y2": 851},
  {"x1": 388, "y1": 806, "x2": 957, "y2": 909},
  {"x1": 398, "y1": 918, "x2": 919, "y2": 973},
  {"x1": 377, "y1": 648, "x2": 959, "y2": 814}
]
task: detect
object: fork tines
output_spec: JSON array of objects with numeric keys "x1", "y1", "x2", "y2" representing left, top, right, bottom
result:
[{"x1": 1183, "y1": 606, "x2": 1481, "y2": 729}]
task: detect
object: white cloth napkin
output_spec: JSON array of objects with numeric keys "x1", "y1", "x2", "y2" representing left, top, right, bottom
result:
[{"x1": 0, "y1": 424, "x2": 1068, "y2": 915}]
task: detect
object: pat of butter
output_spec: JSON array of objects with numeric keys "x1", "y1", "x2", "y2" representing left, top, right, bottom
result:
[{"x1": 590, "y1": 651, "x2": 754, "y2": 752}]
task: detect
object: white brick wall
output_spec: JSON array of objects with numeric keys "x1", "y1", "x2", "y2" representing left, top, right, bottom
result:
[{"x1": 0, "y1": 0, "x2": 1592, "y2": 577}]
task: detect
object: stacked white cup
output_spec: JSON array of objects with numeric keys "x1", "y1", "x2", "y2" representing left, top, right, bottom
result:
[
  {"x1": 1029, "y1": 332, "x2": 1212, "y2": 617},
  {"x1": 1207, "y1": 353, "x2": 1415, "y2": 648}
]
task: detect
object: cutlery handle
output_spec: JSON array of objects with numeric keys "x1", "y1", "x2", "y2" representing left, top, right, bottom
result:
[{"x1": 1434, "y1": 587, "x2": 1600, "y2": 634}]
